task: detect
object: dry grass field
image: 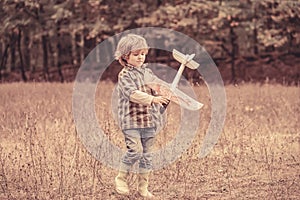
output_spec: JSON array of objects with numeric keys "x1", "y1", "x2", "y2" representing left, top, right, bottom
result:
[{"x1": 0, "y1": 82, "x2": 299, "y2": 199}]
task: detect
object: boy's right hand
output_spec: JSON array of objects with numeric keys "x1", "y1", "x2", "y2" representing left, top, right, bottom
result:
[
  {"x1": 152, "y1": 96, "x2": 170, "y2": 106},
  {"x1": 153, "y1": 96, "x2": 171, "y2": 114}
]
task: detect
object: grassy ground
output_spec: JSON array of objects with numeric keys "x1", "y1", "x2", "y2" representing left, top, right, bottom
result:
[{"x1": 0, "y1": 82, "x2": 299, "y2": 199}]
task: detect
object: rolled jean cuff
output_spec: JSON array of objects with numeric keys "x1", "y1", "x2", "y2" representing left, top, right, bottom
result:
[
  {"x1": 119, "y1": 162, "x2": 132, "y2": 172},
  {"x1": 138, "y1": 167, "x2": 151, "y2": 174}
]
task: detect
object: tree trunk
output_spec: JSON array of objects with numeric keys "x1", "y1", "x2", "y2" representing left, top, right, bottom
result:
[
  {"x1": 23, "y1": 28, "x2": 31, "y2": 71},
  {"x1": 10, "y1": 33, "x2": 16, "y2": 72},
  {"x1": 56, "y1": 22, "x2": 64, "y2": 83},
  {"x1": 42, "y1": 34, "x2": 49, "y2": 81},
  {"x1": 230, "y1": 25, "x2": 238, "y2": 84},
  {"x1": 0, "y1": 43, "x2": 1, "y2": 81},
  {"x1": 0, "y1": 44, "x2": 10, "y2": 81},
  {"x1": 287, "y1": 31, "x2": 295, "y2": 54},
  {"x1": 0, "y1": 42, "x2": 2, "y2": 67},
  {"x1": 75, "y1": 32, "x2": 84, "y2": 67},
  {"x1": 253, "y1": 24, "x2": 258, "y2": 55},
  {"x1": 253, "y1": 6, "x2": 258, "y2": 55},
  {"x1": 17, "y1": 28, "x2": 27, "y2": 82},
  {"x1": 48, "y1": 39, "x2": 56, "y2": 70},
  {"x1": 71, "y1": 32, "x2": 76, "y2": 66},
  {"x1": 83, "y1": 28, "x2": 96, "y2": 58}
]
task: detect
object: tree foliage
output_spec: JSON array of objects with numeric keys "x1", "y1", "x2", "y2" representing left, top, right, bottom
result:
[{"x1": 0, "y1": 0, "x2": 299, "y2": 84}]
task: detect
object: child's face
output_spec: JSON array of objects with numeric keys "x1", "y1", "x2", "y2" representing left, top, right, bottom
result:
[{"x1": 126, "y1": 49, "x2": 148, "y2": 67}]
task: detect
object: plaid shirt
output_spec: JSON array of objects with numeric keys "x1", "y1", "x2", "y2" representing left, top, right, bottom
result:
[{"x1": 117, "y1": 63, "x2": 163, "y2": 130}]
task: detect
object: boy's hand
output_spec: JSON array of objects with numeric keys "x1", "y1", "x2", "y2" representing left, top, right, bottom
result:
[{"x1": 152, "y1": 96, "x2": 170, "y2": 106}]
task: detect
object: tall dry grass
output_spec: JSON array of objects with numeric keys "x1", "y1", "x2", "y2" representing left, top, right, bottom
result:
[{"x1": 0, "y1": 82, "x2": 299, "y2": 199}]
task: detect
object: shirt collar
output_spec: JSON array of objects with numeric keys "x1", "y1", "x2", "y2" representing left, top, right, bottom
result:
[{"x1": 125, "y1": 63, "x2": 147, "y2": 71}]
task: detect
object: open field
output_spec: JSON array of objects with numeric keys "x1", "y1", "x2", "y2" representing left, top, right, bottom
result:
[{"x1": 0, "y1": 82, "x2": 299, "y2": 199}]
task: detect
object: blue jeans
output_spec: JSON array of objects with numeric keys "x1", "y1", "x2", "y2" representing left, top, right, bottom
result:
[{"x1": 120, "y1": 128, "x2": 156, "y2": 172}]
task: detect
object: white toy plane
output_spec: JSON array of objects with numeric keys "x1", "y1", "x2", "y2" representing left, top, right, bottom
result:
[{"x1": 147, "y1": 49, "x2": 204, "y2": 113}]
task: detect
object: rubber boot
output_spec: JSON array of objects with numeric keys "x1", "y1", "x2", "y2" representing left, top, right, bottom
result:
[
  {"x1": 138, "y1": 172, "x2": 154, "y2": 198},
  {"x1": 115, "y1": 171, "x2": 130, "y2": 195}
]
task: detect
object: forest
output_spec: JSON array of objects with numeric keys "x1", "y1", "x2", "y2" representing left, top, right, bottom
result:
[
  {"x1": 1, "y1": 1, "x2": 300, "y2": 199},
  {"x1": 1, "y1": 0, "x2": 299, "y2": 84}
]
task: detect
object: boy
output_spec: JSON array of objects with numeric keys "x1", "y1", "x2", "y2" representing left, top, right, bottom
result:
[{"x1": 114, "y1": 34, "x2": 169, "y2": 198}]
